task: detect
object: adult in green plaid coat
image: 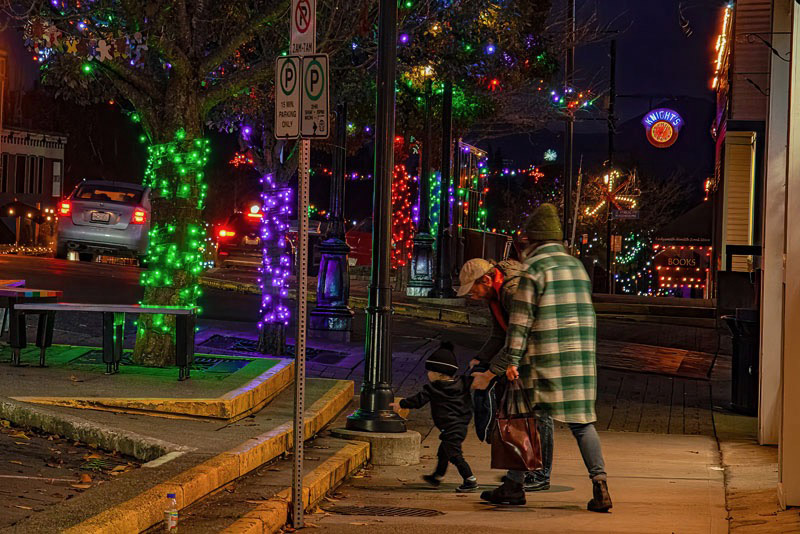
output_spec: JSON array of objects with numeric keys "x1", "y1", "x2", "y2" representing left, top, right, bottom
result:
[{"x1": 473, "y1": 203, "x2": 613, "y2": 512}]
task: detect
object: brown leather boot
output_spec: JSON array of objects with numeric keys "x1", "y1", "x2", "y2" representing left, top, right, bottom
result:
[
  {"x1": 587, "y1": 478, "x2": 612, "y2": 512},
  {"x1": 479, "y1": 477, "x2": 526, "y2": 505}
]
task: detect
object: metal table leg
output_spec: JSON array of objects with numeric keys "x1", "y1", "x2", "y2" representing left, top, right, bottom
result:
[
  {"x1": 102, "y1": 312, "x2": 125, "y2": 375},
  {"x1": 8, "y1": 298, "x2": 25, "y2": 366},
  {"x1": 175, "y1": 314, "x2": 196, "y2": 381},
  {"x1": 35, "y1": 311, "x2": 55, "y2": 367}
]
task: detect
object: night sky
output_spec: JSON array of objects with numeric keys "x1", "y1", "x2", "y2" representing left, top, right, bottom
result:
[{"x1": 491, "y1": 0, "x2": 723, "y2": 183}]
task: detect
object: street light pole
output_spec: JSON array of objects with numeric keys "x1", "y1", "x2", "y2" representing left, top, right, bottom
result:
[
  {"x1": 346, "y1": 0, "x2": 405, "y2": 433},
  {"x1": 406, "y1": 81, "x2": 436, "y2": 297},
  {"x1": 310, "y1": 102, "x2": 354, "y2": 340},
  {"x1": 431, "y1": 80, "x2": 456, "y2": 298},
  {"x1": 563, "y1": 0, "x2": 576, "y2": 243}
]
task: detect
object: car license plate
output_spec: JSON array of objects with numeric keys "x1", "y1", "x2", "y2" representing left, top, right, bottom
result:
[
  {"x1": 244, "y1": 237, "x2": 260, "y2": 246},
  {"x1": 91, "y1": 212, "x2": 111, "y2": 223}
]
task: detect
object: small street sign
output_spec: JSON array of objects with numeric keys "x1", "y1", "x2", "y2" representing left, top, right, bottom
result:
[
  {"x1": 612, "y1": 235, "x2": 622, "y2": 253},
  {"x1": 275, "y1": 56, "x2": 301, "y2": 139},
  {"x1": 613, "y1": 209, "x2": 640, "y2": 220},
  {"x1": 291, "y1": 0, "x2": 315, "y2": 56},
  {"x1": 300, "y1": 54, "x2": 329, "y2": 138}
]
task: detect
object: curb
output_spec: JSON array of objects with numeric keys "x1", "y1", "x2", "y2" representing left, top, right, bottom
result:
[
  {"x1": 222, "y1": 441, "x2": 371, "y2": 534},
  {"x1": 62, "y1": 379, "x2": 354, "y2": 534},
  {"x1": 199, "y1": 276, "x2": 489, "y2": 327},
  {"x1": 0, "y1": 399, "x2": 185, "y2": 462},
  {"x1": 11, "y1": 356, "x2": 294, "y2": 421}
]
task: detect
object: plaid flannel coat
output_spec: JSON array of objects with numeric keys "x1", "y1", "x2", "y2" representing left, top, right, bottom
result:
[{"x1": 489, "y1": 243, "x2": 597, "y2": 424}]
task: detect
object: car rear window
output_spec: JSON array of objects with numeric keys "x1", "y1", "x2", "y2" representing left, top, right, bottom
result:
[{"x1": 74, "y1": 185, "x2": 143, "y2": 204}]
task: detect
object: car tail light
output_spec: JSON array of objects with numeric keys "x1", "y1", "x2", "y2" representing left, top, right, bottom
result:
[
  {"x1": 131, "y1": 208, "x2": 147, "y2": 224},
  {"x1": 246, "y1": 205, "x2": 262, "y2": 219},
  {"x1": 58, "y1": 200, "x2": 71, "y2": 217},
  {"x1": 218, "y1": 228, "x2": 236, "y2": 239}
]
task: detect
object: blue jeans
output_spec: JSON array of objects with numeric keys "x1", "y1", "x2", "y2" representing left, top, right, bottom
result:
[{"x1": 508, "y1": 415, "x2": 606, "y2": 484}]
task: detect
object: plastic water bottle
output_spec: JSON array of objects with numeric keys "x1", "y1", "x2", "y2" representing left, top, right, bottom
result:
[{"x1": 164, "y1": 493, "x2": 178, "y2": 531}]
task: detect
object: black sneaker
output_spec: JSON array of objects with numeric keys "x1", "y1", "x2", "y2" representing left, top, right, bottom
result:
[
  {"x1": 422, "y1": 474, "x2": 442, "y2": 487},
  {"x1": 456, "y1": 476, "x2": 478, "y2": 493},
  {"x1": 523, "y1": 472, "x2": 550, "y2": 492}
]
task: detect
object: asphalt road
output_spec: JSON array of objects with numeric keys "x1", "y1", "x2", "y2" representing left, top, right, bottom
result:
[{"x1": 0, "y1": 255, "x2": 259, "y2": 323}]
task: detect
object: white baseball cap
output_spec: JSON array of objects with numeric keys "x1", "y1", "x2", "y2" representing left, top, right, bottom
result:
[{"x1": 456, "y1": 258, "x2": 494, "y2": 297}]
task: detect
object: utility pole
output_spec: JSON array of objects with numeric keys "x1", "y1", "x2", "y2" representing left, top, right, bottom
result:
[
  {"x1": 346, "y1": 0, "x2": 405, "y2": 433},
  {"x1": 606, "y1": 39, "x2": 617, "y2": 294},
  {"x1": 431, "y1": 81, "x2": 456, "y2": 298},
  {"x1": 563, "y1": 0, "x2": 575, "y2": 243}
]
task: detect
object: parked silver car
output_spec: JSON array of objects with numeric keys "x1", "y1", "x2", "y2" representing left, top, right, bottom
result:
[{"x1": 56, "y1": 180, "x2": 151, "y2": 262}]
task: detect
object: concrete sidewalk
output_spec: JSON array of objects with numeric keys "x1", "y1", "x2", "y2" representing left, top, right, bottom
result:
[{"x1": 312, "y1": 426, "x2": 727, "y2": 533}]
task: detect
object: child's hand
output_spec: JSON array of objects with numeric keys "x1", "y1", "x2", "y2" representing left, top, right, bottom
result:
[
  {"x1": 469, "y1": 359, "x2": 480, "y2": 369},
  {"x1": 389, "y1": 401, "x2": 402, "y2": 413}
]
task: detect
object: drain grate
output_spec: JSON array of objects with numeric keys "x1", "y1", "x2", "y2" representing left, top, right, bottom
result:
[
  {"x1": 324, "y1": 505, "x2": 444, "y2": 517},
  {"x1": 198, "y1": 335, "x2": 347, "y2": 365}
]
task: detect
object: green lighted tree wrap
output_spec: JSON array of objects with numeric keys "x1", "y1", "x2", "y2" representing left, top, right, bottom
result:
[{"x1": 133, "y1": 132, "x2": 211, "y2": 365}]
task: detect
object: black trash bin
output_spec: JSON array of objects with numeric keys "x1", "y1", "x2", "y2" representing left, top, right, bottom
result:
[{"x1": 722, "y1": 308, "x2": 759, "y2": 416}]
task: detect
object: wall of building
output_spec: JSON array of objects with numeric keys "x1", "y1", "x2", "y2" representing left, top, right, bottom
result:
[{"x1": 759, "y1": 0, "x2": 792, "y2": 447}]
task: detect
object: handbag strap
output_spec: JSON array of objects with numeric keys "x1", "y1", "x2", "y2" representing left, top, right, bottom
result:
[{"x1": 498, "y1": 379, "x2": 535, "y2": 417}]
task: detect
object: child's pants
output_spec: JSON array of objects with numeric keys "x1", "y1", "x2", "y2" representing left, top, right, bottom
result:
[{"x1": 434, "y1": 439, "x2": 473, "y2": 479}]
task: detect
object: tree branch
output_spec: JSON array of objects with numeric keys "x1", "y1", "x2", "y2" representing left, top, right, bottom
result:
[
  {"x1": 198, "y1": 1, "x2": 289, "y2": 76},
  {"x1": 200, "y1": 60, "x2": 275, "y2": 116}
]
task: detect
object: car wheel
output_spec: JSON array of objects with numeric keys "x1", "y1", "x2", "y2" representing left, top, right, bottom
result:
[
  {"x1": 55, "y1": 244, "x2": 67, "y2": 259},
  {"x1": 78, "y1": 252, "x2": 94, "y2": 262}
]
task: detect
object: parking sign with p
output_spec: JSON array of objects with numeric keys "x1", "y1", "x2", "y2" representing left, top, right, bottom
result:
[{"x1": 300, "y1": 54, "x2": 329, "y2": 138}]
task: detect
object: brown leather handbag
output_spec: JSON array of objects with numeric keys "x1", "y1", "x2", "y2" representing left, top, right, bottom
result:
[{"x1": 490, "y1": 380, "x2": 543, "y2": 471}]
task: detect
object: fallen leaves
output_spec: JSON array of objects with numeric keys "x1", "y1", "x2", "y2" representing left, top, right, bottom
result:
[
  {"x1": 79, "y1": 473, "x2": 92, "y2": 484},
  {"x1": 10, "y1": 431, "x2": 29, "y2": 440},
  {"x1": 13, "y1": 505, "x2": 33, "y2": 510},
  {"x1": 70, "y1": 484, "x2": 91, "y2": 490},
  {"x1": 9, "y1": 460, "x2": 24, "y2": 466}
]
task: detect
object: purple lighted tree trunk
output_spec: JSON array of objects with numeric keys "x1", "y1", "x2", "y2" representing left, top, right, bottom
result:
[{"x1": 257, "y1": 173, "x2": 292, "y2": 354}]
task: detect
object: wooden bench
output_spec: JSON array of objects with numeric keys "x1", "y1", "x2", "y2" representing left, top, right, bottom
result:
[
  {"x1": 12, "y1": 303, "x2": 198, "y2": 380},
  {"x1": 1, "y1": 287, "x2": 63, "y2": 367}
]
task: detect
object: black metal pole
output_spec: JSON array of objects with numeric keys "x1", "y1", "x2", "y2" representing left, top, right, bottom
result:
[
  {"x1": 329, "y1": 103, "x2": 347, "y2": 240},
  {"x1": 607, "y1": 39, "x2": 617, "y2": 294},
  {"x1": 419, "y1": 82, "x2": 432, "y2": 235},
  {"x1": 563, "y1": 0, "x2": 575, "y2": 243},
  {"x1": 310, "y1": 103, "x2": 354, "y2": 341},
  {"x1": 346, "y1": 0, "x2": 405, "y2": 433},
  {"x1": 406, "y1": 81, "x2": 436, "y2": 297},
  {"x1": 432, "y1": 81, "x2": 456, "y2": 298}
]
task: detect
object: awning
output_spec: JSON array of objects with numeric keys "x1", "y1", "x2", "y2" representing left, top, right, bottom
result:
[{"x1": 653, "y1": 201, "x2": 712, "y2": 246}]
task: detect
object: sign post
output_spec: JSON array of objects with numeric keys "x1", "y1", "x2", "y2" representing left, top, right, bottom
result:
[{"x1": 280, "y1": 0, "x2": 327, "y2": 528}]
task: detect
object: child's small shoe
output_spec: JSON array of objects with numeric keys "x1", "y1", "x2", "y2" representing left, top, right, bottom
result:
[
  {"x1": 456, "y1": 476, "x2": 478, "y2": 493},
  {"x1": 422, "y1": 474, "x2": 442, "y2": 487}
]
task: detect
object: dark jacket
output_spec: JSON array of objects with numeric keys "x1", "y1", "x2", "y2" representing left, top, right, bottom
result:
[
  {"x1": 474, "y1": 259, "x2": 524, "y2": 366},
  {"x1": 400, "y1": 375, "x2": 473, "y2": 441}
]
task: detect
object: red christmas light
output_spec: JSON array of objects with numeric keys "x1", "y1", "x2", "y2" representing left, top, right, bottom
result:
[{"x1": 391, "y1": 162, "x2": 415, "y2": 268}]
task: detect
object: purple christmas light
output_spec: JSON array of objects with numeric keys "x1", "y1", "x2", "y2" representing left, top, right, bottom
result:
[{"x1": 257, "y1": 174, "x2": 292, "y2": 328}]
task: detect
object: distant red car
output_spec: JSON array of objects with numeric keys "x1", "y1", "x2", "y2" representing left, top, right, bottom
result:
[{"x1": 345, "y1": 218, "x2": 372, "y2": 266}]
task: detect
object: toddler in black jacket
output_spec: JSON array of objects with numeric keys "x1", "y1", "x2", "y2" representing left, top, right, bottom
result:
[{"x1": 390, "y1": 341, "x2": 478, "y2": 492}]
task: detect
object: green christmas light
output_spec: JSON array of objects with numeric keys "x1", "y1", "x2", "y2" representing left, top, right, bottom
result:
[{"x1": 137, "y1": 131, "x2": 211, "y2": 342}]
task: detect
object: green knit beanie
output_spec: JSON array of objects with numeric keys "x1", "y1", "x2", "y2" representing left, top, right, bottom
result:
[{"x1": 524, "y1": 203, "x2": 563, "y2": 242}]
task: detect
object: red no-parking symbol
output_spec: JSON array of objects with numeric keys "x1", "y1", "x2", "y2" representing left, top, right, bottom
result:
[
  {"x1": 294, "y1": 0, "x2": 311, "y2": 33},
  {"x1": 291, "y1": 0, "x2": 315, "y2": 55}
]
